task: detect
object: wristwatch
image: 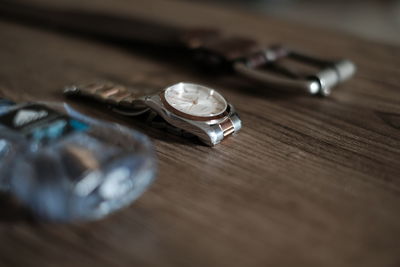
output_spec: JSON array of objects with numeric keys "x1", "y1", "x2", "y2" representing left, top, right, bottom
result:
[{"x1": 64, "y1": 81, "x2": 242, "y2": 146}]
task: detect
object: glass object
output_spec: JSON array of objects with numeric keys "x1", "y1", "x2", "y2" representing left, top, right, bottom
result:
[{"x1": 0, "y1": 100, "x2": 156, "y2": 222}]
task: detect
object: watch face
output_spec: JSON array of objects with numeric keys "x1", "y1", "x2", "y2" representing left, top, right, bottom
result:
[{"x1": 163, "y1": 83, "x2": 228, "y2": 119}]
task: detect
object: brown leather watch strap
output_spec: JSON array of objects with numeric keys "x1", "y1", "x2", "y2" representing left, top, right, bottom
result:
[
  {"x1": 0, "y1": 1, "x2": 356, "y2": 96},
  {"x1": 0, "y1": 1, "x2": 271, "y2": 57},
  {"x1": 0, "y1": 0, "x2": 186, "y2": 47}
]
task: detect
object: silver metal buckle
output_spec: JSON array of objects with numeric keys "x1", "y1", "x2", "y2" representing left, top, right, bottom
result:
[{"x1": 233, "y1": 47, "x2": 356, "y2": 96}]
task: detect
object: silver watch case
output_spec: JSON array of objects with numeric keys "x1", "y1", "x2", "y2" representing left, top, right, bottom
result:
[{"x1": 144, "y1": 94, "x2": 241, "y2": 146}]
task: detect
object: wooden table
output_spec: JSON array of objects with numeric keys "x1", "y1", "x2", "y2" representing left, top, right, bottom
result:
[{"x1": 0, "y1": 0, "x2": 399, "y2": 266}]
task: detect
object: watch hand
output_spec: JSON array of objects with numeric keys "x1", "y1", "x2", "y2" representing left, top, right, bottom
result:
[{"x1": 188, "y1": 102, "x2": 196, "y2": 111}]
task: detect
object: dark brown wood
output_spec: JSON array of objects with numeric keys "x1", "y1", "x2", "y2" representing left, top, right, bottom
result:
[{"x1": 0, "y1": 0, "x2": 399, "y2": 267}]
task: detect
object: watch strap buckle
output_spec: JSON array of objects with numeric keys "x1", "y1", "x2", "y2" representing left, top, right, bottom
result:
[
  {"x1": 184, "y1": 31, "x2": 357, "y2": 96},
  {"x1": 234, "y1": 46, "x2": 356, "y2": 96}
]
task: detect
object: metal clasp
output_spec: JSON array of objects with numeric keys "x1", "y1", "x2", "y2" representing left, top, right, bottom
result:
[{"x1": 233, "y1": 46, "x2": 356, "y2": 96}]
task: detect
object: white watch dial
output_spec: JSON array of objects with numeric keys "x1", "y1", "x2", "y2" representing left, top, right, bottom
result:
[{"x1": 163, "y1": 83, "x2": 228, "y2": 118}]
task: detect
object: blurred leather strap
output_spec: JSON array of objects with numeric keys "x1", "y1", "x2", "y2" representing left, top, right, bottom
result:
[
  {"x1": 0, "y1": 1, "x2": 356, "y2": 96},
  {"x1": 0, "y1": 0, "x2": 271, "y2": 68}
]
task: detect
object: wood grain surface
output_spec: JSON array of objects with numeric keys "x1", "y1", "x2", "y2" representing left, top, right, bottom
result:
[{"x1": 0, "y1": 0, "x2": 399, "y2": 266}]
